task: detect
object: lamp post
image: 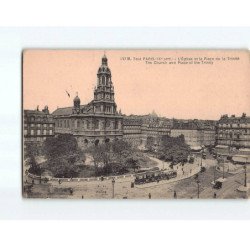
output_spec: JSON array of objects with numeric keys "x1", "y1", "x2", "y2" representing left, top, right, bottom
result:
[
  {"x1": 244, "y1": 157, "x2": 247, "y2": 188},
  {"x1": 200, "y1": 149, "x2": 203, "y2": 167},
  {"x1": 213, "y1": 165, "x2": 216, "y2": 184},
  {"x1": 196, "y1": 179, "x2": 200, "y2": 199},
  {"x1": 222, "y1": 157, "x2": 225, "y2": 179},
  {"x1": 112, "y1": 178, "x2": 115, "y2": 199}
]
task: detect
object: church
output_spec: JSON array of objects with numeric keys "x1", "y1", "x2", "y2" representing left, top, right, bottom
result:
[
  {"x1": 50, "y1": 54, "x2": 216, "y2": 150},
  {"x1": 52, "y1": 55, "x2": 123, "y2": 148}
]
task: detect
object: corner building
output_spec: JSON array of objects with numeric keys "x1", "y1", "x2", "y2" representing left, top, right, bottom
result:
[
  {"x1": 216, "y1": 113, "x2": 250, "y2": 148},
  {"x1": 52, "y1": 55, "x2": 123, "y2": 148},
  {"x1": 24, "y1": 106, "x2": 55, "y2": 145}
]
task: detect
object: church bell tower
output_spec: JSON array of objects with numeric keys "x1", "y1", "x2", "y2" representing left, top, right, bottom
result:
[{"x1": 93, "y1": 54, "x2": 117, "y2": 114}]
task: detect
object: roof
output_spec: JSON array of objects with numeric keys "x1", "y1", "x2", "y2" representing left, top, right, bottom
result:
[
  {"x1": 215, "y1": 145, "x2": 229, "y2": 149},
  {"x1": 52, "y1": 107, "x2": 73, "y2": 116},
  {"x1": 218, "y1": 114, "x2": 250, "y2": 123},
  {"x1": 52, "y1": 103, "x2": 92, "y2": 116},
  {"x1": 123, "y1": 118, "x2": 142, "y2": 126},
  {"x1": 24, "y1": 110, "x2": 46, "y2": 116}
]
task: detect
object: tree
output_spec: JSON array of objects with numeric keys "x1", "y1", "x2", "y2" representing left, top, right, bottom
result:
[
  {"x1": 146, "y1": 136, "x2": 155, "y2": 151},
  {"x1": 125, "y1": 157, "x2": 139, "y2": 172},
  {"x1": 111, "y1": 139, "x2": 133, "y2": 164},
  {"x1": 43, "y1": 134, "x2": 78, "y2": 160},
  {"x1": 87, "y1": 142, "x2": 112, "y2": 170},
  {"x1": 43, "y1": 134, "x2": 83, "y2": 178},
  {"x1": 158, "y1": 135, "x2": 190, "y2": 165},
  {"x1": 24, "y1": 143, "x2": 42, "y2": 176},
  {"x1": 48, "y1": 157, "x2": 80, "y2": 178}
]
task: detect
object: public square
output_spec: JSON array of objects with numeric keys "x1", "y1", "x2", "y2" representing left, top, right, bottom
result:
[{"x1": 23, "y1": 153, "x2": 250, "y2": 199}]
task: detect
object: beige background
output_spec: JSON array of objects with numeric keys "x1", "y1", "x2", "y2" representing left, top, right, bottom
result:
[{"x1": 23, "y1": 50, "x2": 250, "y2": 120}]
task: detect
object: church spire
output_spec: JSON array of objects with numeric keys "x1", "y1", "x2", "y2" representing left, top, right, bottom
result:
[
  {"x1": 102, "y1": 53, "x2": 108, "y2": 66},
  {"x1": 93, "y1": 55, "x2": 116, "y2": 114}
]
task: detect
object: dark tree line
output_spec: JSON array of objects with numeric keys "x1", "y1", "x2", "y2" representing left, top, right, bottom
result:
[
  {"x1": 87, "y1": 139, "x2": 139, "y2": 176},
  {"x1": 43, "y1": 134, "x2": 85, "y2": 178},
  {"x1": 146, "y1": 135, "x2": 191, "y2": 165}
]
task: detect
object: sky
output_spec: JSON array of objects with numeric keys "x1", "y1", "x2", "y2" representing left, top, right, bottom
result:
[{"x1": 23, "y1": 49, "x2": 250, "y2": 120}]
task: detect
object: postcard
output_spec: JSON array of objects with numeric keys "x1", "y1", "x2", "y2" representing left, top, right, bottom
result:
[{"x1": 22, "y1": 49, "x2": 250, "y2": 199}]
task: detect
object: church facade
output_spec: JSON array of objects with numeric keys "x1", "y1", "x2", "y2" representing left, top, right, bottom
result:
[{"x1": 52, "y1": 55, "x2": 123, "y2": 148}]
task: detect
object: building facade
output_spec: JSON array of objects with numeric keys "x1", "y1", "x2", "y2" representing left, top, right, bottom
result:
[
  {"x1": 170, "y1": 119, "x2": 215, "y2": 147},
  {"x1": 52, "y1": 55, "x2": 123, "y2": 148},
  {"x1": 123, "y1": 114, "x2": 171, "y2": 147},
  {"x1": 23, "y1": 106, "x2": 55, "y2": 145},
  {"x1": 216, "y1": 113, "x2": 250, "y2": 148}
]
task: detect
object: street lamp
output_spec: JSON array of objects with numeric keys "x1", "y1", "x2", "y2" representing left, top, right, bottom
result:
[
  {"x1": 200, "y1": 149, "x2": 203, "y2": 167},
  {"x1": 219, "y1": 155, "x2": 225, "y2": 179},
  {"x1": 222, "y1": 157, "x2": 225, "y2": 179},
  {"x1": 196, "y1": 179, "x2": 200, "y2": 199},
  {"x1": 243, "y1": 157, "x2": 247, "y2": 188},
  {"x1": 112, "y1": 178, "x2": 115, "y2": 199},
  {"x1": 213, "y1": 165, "x2": 216, "y2": 184}
]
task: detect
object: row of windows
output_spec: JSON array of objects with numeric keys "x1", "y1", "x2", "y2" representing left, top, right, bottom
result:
[
  {"x1": 218, "y1": 129, "x2": 249, "y2": 134},
  {"x1": 25, "y1": 116, "x2": 51, "y2": 122},
  {"x1": 218, "y1": 123, "x2": 249, "y2": 128},
  {"x1": 25, "y1": 123, "x2": 53, "y2": 128},
  {"x1": 24, "y1": 129, "x2": 53, "y2": 136},
  {"x1": 98, "y1": 75, "x2": 111, "y2": 85},
  {"x1": 218, "y1": 134, "x2": 248, "y2": 139},
  {"x1": 25, "y1": 137, "x2": 47, "y2": 142},
  {"x1": 56, "y1": 119, "x2": 119, "y2": 130}
]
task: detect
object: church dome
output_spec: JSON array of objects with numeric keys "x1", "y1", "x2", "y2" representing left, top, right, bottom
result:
[{"x1": 97, "y1": 54, "x2": 111, "y2": 75}]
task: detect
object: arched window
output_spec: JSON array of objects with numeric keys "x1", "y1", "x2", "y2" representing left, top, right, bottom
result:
[
  {"x1": 95, "y1": 120, "x2": 99, "y2": 129},
  {"x1": 87, "y1": 120, "x2": 90, "y2": 129},
  {"x1": 102, "y1": 75, "x2": 105, "y2": 85},
  {"x1": 115, "y1": 120, "x2": 118, "y2": 129}
]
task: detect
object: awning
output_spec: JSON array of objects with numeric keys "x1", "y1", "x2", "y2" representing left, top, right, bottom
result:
[
  {"x1": 232, "y1": 155, "x2": 249, "y2": 163},
  {"x1": 190, "y1": 146, "x2": 202, "y2": 151},
  {"x1": 239, "y1": 148, "x2": 250, "y2": 152},
  {"x1": 215, "y1": 145, "x2": 229, "y2": 149}
]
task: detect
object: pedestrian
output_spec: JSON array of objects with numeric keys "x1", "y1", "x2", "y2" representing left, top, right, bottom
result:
[
  {"x1": 213, "y1": 192, "x2": 217, "y2": 199},
  {"x1": 82, "y1": 195, "x2": 84, "y2": 199},
  {"x1": 148, "y1": 193, "x2": 151, "y2": 199},
  {"x1": 174, "y1": 190, "x2": 177, "y2": 199}
]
